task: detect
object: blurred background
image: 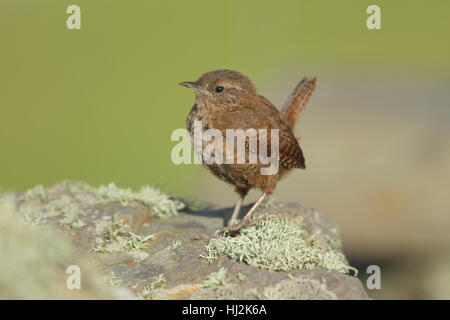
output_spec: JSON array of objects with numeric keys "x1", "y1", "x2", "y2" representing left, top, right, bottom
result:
[{"x1": 1, "y1": 0, "x2": 449, "y2": 299}]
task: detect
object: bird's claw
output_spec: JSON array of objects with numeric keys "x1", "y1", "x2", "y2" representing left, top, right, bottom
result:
[{"x1": 191, "y1": 214, "x2": 276, "y2": 240}]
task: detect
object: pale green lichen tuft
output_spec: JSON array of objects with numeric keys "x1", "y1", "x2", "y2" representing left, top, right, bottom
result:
[
  {"x1": 50, "y1": 196, "x2": 85, "y2": 224},
  {"x1": 246, "y1": 276, "x2": 338, "y2": 300},
  {"x1": 237, "y1": 273, "x2": 246, "y2": 282},
  {"x1": 201, "y1": 216, "x2": 356, "y2": 274},
  {"x1": 119, "y1": 232, "x2": 155, "y2": 251},
  {"x1": 96, "y1": 183, "x2": 134, "y2": 206},
  {"x1": 104, "y1": 272, "x2": 122, "y2": 287},
  {"x1": 19, "y1": 185, "x2": 86, "y2": 227},
  {"x1": 203, "y1": 267, "x2": 229, "y2": 287},
  {"x1": 260, "y1": 287, "x2": 283, "y2": 300},
  {"x1": 93, "y1": 219, "x2": 155, "y2": 253},
  {"x1": 170, "y1": 240, "x2": 182, "y2": 250},
  {"x1": 24, "y1": 185, "x2": 48, "y2": 202},
  {"x1": 96, "y1": 183, "x2": 185, "y2": 218},
  {"x1": 19, "y1": 207, "x2": 44, "y2": 226},
  {"x1": 139, "y1": 274, "x2": 166, "y2": 299},
  {"x1": 71, "y1": 219, "x2": 87, "y2": 229},
  {"x1": 103, "y1": 220, "x2": 129, "y2": 241},
  {"x1": 92, "y1": 238, "x2": 112, "y2": 254}
]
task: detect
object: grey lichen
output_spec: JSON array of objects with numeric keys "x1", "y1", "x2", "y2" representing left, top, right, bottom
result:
[
  {"x1": 139, "y1": 274, "x2": 167, "y2": 299},
  {"x1": 19, "y1": 207, "x2": 44, "y2": 226},
  {"x1": 201, "y1": 216, "x2": 356, "y2": 274},
  {"x1": 103, "y1": 220, "x2": 129, "y2": 241},
  {"x1": 96, "y1": 183, "x2": 185, "y2": 218},
  {"x1": 24, "y1": 185, "x2": 48, "y2": 202},
  {"x1": 50, "y1": 196, "x2": 86, "y2": 225},
  {"x1": 170, "y1": 240, "x2": 182, "y2": 250},
  {"x1": 203, "y1": 267, "x2": 229, "y2": 287},
  {"x1": 71, "y1": 219, "x2": 87, "y2": 229},
  {"x1": 104, "y1": 271, "x2": 122, "y2": 287},
  {"x1": 249, "y1": 276, "x2": 337, "y2": 300},
  {"x1": 19, "y1": 185, "x2": 87, "y2": 228},
  {"x1": 119, "y1": 232, "x2": 155, "y2": 251},
  {"x1": 237, "y1": 273, "x2": 246, "y2": 282},
  {"x1": 93, "y1": 219, "x2": 155, "y2": 253}
]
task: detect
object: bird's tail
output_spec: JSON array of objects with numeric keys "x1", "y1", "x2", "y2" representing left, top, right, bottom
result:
[{"x1": 281, "y1": 77, "x2": 317, "y2": 130}]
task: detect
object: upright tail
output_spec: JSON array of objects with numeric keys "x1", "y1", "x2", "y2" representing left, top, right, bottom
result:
[{"x1": 281, "y1": 77, "x2": 317, "y2": 130}]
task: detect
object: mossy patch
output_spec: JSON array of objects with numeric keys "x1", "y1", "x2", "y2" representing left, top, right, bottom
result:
[{"x1": 201, "y1": 216, "x2": 357, "y2": 274}]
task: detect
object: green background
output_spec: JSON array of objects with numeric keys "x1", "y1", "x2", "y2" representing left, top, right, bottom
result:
[{"x1": 1, "y1": 0, "x2": 449, "y2": 195}]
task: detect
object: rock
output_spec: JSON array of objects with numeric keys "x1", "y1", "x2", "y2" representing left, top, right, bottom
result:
[{"x1": 1, "y1": 181, "x2": 369, "y2": 300}]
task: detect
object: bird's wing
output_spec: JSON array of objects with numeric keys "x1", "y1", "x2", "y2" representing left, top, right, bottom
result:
[
  {"x1": 215, "y1": 107, "x2": 305, "y2": 170},
  {"x1": 278, "y1": 129, "x2": 305, "y2": 169}
]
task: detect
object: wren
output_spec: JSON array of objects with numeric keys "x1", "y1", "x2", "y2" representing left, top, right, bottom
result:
[{"x1": 180, "y1": 70, "x2": 316, "y2": 238}]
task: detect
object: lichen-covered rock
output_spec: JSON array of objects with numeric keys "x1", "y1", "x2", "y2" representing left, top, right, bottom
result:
[{"x1": 1, "y1": 181, "x2": 368, "y2": 300}]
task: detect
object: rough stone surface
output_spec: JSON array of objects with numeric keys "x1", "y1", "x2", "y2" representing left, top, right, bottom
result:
[{"x1": 3, "y1": 182, "x2": 369, "y2": 300}]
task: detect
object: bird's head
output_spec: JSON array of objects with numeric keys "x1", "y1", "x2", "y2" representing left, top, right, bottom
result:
[{"x1": 179, "y1": 69, "x2": 258, "y2": 108}]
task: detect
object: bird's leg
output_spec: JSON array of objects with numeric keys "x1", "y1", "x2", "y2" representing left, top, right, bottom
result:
[
  {"x1": 228, "y1": 196, "x2": 244, "y2": 227},
  {"x1": 215, "y1": 193, "x2": 269, "y2": 237},
  {"x1": 190, "y1": 195, "x2": 244, "y2": 241},
  {"x1": 191, "y1": 193, "x2": 271, "y2": 240},
  {"x1": 239, "y1": 192, "x2": 266, "y2": 224}
]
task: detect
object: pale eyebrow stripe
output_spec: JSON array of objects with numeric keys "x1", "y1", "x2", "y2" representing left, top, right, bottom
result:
[{"x1": 223, "y1": 82, "x2": 243, "y2": 90}]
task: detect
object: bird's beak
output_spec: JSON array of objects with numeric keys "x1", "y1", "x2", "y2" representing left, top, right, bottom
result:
[{"x1": 179, "y1": 81, "x2": 199, "y2": 89}]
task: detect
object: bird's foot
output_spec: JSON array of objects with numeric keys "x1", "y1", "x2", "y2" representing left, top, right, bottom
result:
[{"x1": 191, "y1": 214, "x2": 276, "y2": 240}]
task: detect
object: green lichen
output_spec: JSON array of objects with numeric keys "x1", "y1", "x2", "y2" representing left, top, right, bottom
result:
[
  {"x1": 260, "y1": 287, "x2": 283, "y2": 300},
  {"x1": 93, "y1": 219, "x2": 155, "y2": 253},
  {"x1": 92, "y1": 238, "x2": 112, "y2": 254},
  {"x1": 201, "y1": 216, "x2": 356, "y2": 274},
  {"x1": 119, "y1": 232, "x2": 155, "y2": 251},
  {"x1": 170, "y1": 240, "x2": 182, "y2": 250},
  {"x1": 96, "y1": 183, "x2": 134, "y2": 206},
  {"x1": 203, "y1": 267, "x2": 229, "y2": 287},
  {"x1": 236, "y1": 273, "x2": 246, "y2": 282},
  {"x1": 71, "y1": 219, "x2": 87, "y2": 229},
  {"x1": 20, "y1": 184, "x2": 87, "y2": 227},
  {"x1": 24, "y1": 185, "x2": 48, "y2": 201},
  {"x1": 103, "y1": 220, "x2": 129, "y2": 240},
  {"x1": 96, "y1": 183, "x2": 185, "y2": 218},
  {"x1": 247, "y1": 276, "x2": 338, "y2": 300},
  {"x1": 139, "y1": 274, "x2": 166, "y2": 299},
  {"x1": 104, "y1": 272, "x2": 122, "y2": 287},
  {"x1": 50, "y1": 196, "x2": 85, "y2": 224},
  {"x1": 19, "y1": 207, "x2": 44, "y2": 226}
]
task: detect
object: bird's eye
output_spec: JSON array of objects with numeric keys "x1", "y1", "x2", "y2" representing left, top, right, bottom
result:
[{"x1": 215, "y1": 86, "x2": 224, "y2": 93}]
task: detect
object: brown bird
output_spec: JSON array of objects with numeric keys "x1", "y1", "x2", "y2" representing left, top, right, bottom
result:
[{"x1": 180, "y1": 70, "x2": 316, "y2": 238}]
